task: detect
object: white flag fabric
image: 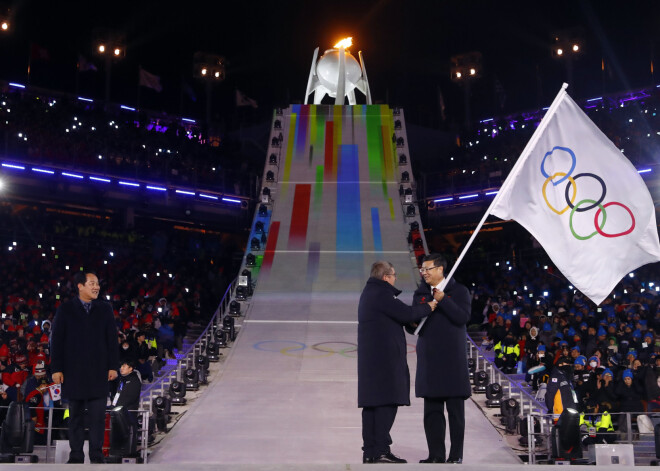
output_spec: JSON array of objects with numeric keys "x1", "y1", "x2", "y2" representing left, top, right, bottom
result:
[
  {"x1": 236, "y1": 89, "x2": 258, "y2": 108},
  {"x1": 490, "y1": 87, "x2": 660, "y2": 305},
  {"x1": 139, "y1": 67, "x2": 163, "y2": 92}
]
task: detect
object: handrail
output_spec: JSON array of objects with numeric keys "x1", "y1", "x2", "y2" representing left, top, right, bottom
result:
[{"x1": 139, "y1": 278, "x2": 237, "y2": 411}]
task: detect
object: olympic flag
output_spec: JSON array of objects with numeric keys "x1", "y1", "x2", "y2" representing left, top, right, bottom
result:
[{"x1": 489, "y1": 84, "x2": 660, "y2": 305}]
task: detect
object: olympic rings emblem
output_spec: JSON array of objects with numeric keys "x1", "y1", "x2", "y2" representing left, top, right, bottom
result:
[
  {"x1": 539, "y1": 146, "x2": 635, "y2": 239},
  {"x1": 252, "y1": 341, "x2": 417, "y2": 358}
]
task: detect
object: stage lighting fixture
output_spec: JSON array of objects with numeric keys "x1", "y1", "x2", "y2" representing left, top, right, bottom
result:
[
  {"x1": 250, "y1": 237, "x2": 260, "y2": 251},
  {"x1": 0, "y1": 402, "x2": 37, "y2": 462},
  {"x1": 406, "y1": 205, "x2": 416, "y2": 217},
  {"x1": 262, "y1": 187, "x2": 271, "y2": 197},
  {"x1": 206, "y1": 342, "x2": 221, "y2": 362},
  {"x1": 184, "y1": 368, "x2": 199, "y2": 391},
  {"x1": 196, "y1": 355, "x2": 210, "y2": 384},
  {"x1": 168, "y1": 380, "x2": 187, "y2": 405},
  {"x1": 404, "y1": 187, "x2": 413, "y2": 203},
  {"x1": 274, "y1": 120, "x2": 281, "y2": 129},
  {"x1": 214, "y1": 327, "x2": 228, "y2": 348},
  {"x1": 485, "y1": 383, "x2": 503, "y2": 408},
  {"x1": 229, "y1": 300, "x2": 241, "y2": 316},
  {"x1": 255, "y1": 221, "x2": 264, "y2": 233},
  {"x1": 246, "y1": 253, "x2": 256, "y2": 266},
  {"x1": 413, "y1": 238, "x2": 423, "y2": 249},
  {"x1": 410, "y1": 221, "x2": 419, "y2": 232},
  {"x1": 396, "y1": 137, "x2": 404, "y2": 146},
  {"x1": 473, "y1": 370, "x2": 489, "y2": 393},
  {"x1": 401, "y1": 171, "x2": 409, "y2": 182},
  {"x1": 153, "y1": 396, "x2": 171, "y2": 431},
  {"x1": 399, "y1": 154, "x2": 407, "y2": 165},
  {"x1": 500, "y1": 398, "x2": 520, "y2": 434},
  {"x1": 258, "y1": 204, "x2": 268, "y2": 217},
  {"x1": 394, "y1": 120, "x2": 401, "y2": 129},
  {"x1": 235, "y1": 285, "x2": 247, "y2": 301},
  {"x1": 266, "y1": 170, "x2": 275, "y2": 182},
  {"x1": 107, "y1": 406, "x2": 138, "y2": 463},
  {"x1": 269, "y1": 154, "x2": 277, "y2": 164},
  {"x1": 222, "y1": 315, "x2": 236, "y2": 341},
  {"x1": 551, "y1": 408, "x2": 582, "y2": 461},
  {"x1": 467, "y1": 358, "x2": 476, "y2": 380},
  {"x1": 518, "y1": 415, "x2": 542, "y2": 447}
]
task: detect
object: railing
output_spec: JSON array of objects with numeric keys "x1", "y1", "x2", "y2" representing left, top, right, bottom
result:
[
  {"x1": 139, "y1": 278, "x2": 237, "y2": 417},
  {"x1": 0, "y1": 405, "x2": 149, "y2": 463}
]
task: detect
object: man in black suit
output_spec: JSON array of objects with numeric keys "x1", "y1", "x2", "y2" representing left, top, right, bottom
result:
[
  {"x1": 412, "y1": 253, "x2": 471, "y2": 464},
  {"x1": 358, "y1": 261, "x2": 437, "y2": 464},
  {"x1": 51, "y1": 272, "x2": 119, "y2": 464}
]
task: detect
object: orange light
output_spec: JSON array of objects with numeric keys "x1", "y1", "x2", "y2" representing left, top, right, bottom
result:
[
  {"x1": 201, "y1": 67, "x2": 207, "y2": 76},
  {"x1": 572, "y1": 44, "x2": 579, "y2": 52},
  {"x1": 469, "y1": 68, "x2": 476, "y2": 75},
  {"x1": 334, "y1": 37, "x2": 353, "y2": 49},
  {"x1": 556, "y1": 48, "x2": 563, "y2": 56},
  {"x1": 214, "y1": 71, "x2": 220, "y2": 78},
  {"x1": 114, "y1": 47, "x2": 121, "y2": 56},
  {"x1": 456, "y1": 71, "x2": 462, "y2": 78},
  {"x1": 1, "y1": 22, "x2": 8, "y2": 31},
  {"x1": 98, "y1": 44, "x2": 106, "y2": 53}
]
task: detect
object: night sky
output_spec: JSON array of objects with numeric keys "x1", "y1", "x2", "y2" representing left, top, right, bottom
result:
[{"x1": 2, "y1": 0, "x2": 659, "y2": 126}]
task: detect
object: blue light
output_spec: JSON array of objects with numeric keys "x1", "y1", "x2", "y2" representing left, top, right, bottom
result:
[
  {"x1": 119, "y1": 181, "x2": 140, "y2": 187},
  {"x1": 485, "y1": 191, "x2": 498, "y2": 196},
  {"x1": 480, "y1": 118, "x2": 493, "y2": 123},
  {"x1": 182, "y1": 118, "x2": 196, "y2": 123},
  {"x1": 89, "y1": 176, "x2": 111, "y2": 183},
  {"x1": 146, "y1": 185, "x2": 167, "y2": 191},
  {"x1": 586, "y1": 97, "x2": 603, "y2": 102},
  {"x1": 222, "y1": 197, "x2": 242, "y2": 204},
  {"x1": 542, "y1": 107, "x2": 550, "y2": 111},
  {"x1": 32, "y1": 168, "x2": 55, "y2": 175},
  {"x1": 638, "y1": 168, "x2": 652, "y2": 174},
  {"x1": 458, "y1": 194, "x2": 479, "y2": 200},
  {"x1": 434, "y1": 197, "x2": 453, "y2": 203},
  {"x1": 199, "y1": 193, "x2": 219, "y2": 200},
  {"x1": 120, "y1": 105, "x2": 136, "y2": 111},
  {"x1": 176, "y1": 189, "x2": 195, "y2": 196},
  {"x1": 77, "y1": 97, "x2": 93, "y2": 102},
  {"x1": 62, "y1": 172, "x2": 84, "y2": 179},
  {"x1": 8, "y1": 82, "x2": 25, "y2": 89},
  {"x1": 1, "y1": 163, "x2": 25, "y2": 170}
]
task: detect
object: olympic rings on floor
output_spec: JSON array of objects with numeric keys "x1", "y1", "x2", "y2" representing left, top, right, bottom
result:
[{"x1": 253, "y1": 341, "x2": 417, "y2": 358}]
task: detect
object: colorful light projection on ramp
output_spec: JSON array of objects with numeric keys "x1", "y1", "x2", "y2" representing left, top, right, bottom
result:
[{"x1": 259, "y1": 105, "x2": 399, "y2": 283}]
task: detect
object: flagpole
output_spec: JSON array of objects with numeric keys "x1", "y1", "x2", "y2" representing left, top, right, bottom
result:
[{"x1": 414, "y1": 83, "x2": 569, "y2": 335}]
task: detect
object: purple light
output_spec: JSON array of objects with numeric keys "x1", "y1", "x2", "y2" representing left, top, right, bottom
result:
[
  {"x1": 182, "y1": 118, "x2": 196, "y2": 123},
  {"x1": 62, "y1": 172, "x2": 84, "y2": 179},
  {"x1": 199, "y1": 193, "x2": 219, "y2": 200},
  {"x1": 1, "y1": 163, "x2": 25, "y2": 170},
  {"x1": 222, "y1": 197, "x2": 242, "y2": 204},
  {"x1": 175, "y1": 189, "x2": 195, "y2": 196},
  {"x1": 480, "y1": 118, "x2": 493, "y2": 123},
  {"x1": 120, "y1": 105, "x2": 136, "y2": 111},
  {"x1": 434, "y1": 197, "x2": 453, "y2": 203},
  {"x1": 32, "y1": 168, "x2": 55, "y2": 175},
  {"x1": 8, "y1": 82, "x2": 25, "y2": 89},
  {"x1": 119, "y1": 181, "x2": 140, "y2": 187},
  {"x1": 458, "y1": 194, "x2": 479, "y2": 200},
  {"x1": 584, "y1": 105, "x2": 597, "y2": 109},
  {"x1": 89, "y1": 176, "x2": 111, "y2": 183},
  {"x1": 77, "y1": 97, "x2": 93, "y2": 102},
  {"x1": 638, "y1": 168, "x2": 652, "y2": 174},
  {"x1": 586, "y1": 97, "x2": 602, "y2": 102},
  {"x1": 146, "y1": 185, "x2": 167, "y2": 191}
]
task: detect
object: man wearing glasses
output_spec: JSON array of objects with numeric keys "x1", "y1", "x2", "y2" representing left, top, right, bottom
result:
[
  {"x1": 412, "y1": 253, "x2": 471, "y2": 464},
  {"x1": 358, "y1": 261, "x2": 438, "y2": 464}
]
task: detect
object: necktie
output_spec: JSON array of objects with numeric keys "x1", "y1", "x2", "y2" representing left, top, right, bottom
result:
[
  {"x1": 84, "y1": 303, "x2": 91, "y2": 314},
  {"x1": 432, "y1": 288, "x2": 438, "y2": 295}
]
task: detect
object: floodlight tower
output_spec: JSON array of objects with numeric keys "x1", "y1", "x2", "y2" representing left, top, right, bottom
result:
[{"x1": 304, "y1": 37, "x2": 372, "y2": 105}]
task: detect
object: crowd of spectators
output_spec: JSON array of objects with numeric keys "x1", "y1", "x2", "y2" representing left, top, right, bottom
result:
[
  {"x1": 421, "y1": 87, "x2": 660, "y2": 195},
  {"x1": 0, "y1": 203, "x2": 242, "y2": 441},
  {"x1": 473, "y1": 257, "x2": 660, "y2": 432},
  {"x1": 0, "y1": 83, "x2": 262, "y2": 196}
]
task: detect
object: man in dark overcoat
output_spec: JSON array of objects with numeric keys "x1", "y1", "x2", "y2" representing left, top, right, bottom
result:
[
  {"x1": 51, "y1": 271, "x2": 119, "y2": 464},
  {"x1": 358, "y1": 261, "x2": 437, "y2": 464},
  {"x1": 412, "y1": 253, "x2": 471, "y2": 463}
]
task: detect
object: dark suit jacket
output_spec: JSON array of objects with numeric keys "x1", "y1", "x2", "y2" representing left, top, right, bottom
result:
[
  {"x1": 358, "y1": 277, "x2": 431, "y2": 408},
  {"x1": 413, "y1": 278, "x2": 472, "y2": 398},
  {"x1": 51, "y1": 297, "x2": 119, "y2": 400}
]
